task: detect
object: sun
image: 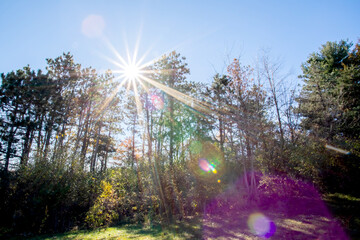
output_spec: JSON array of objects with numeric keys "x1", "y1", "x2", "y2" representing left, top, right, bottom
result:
[
  {"x1": 124, "y1": 63, "x2": 141, "y2": 80},
  {"x1": 100, "y1": 38, "x2": 215, "y2": 122}
]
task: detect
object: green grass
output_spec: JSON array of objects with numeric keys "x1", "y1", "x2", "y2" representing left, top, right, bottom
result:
[
  {"x1": 323, "y1": 193, "x2": 360, "y2": 238},
  {"x1": 26, "y1": 226, "x2": 182, "y2": 240},
  {"x1": 325, "y1": 193, "x2": 360, "y2": 202},
  {"x1": 13, "y1": 221, "x2": 201, "y2": 240},
  {"x1": 5, "y1": 193, "x2": 360, "y2": 239}
]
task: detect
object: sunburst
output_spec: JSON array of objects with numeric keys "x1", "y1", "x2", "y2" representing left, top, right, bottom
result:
[
  {"x1": 97, "y1": 36, "x2": 220, "y2": 125},
  {"x1": 123, "y1": 63, "x2": 141, "y2": 80}
]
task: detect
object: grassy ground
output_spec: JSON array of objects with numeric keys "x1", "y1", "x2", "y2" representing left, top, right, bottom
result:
[
  {"x1": 4, "y1": 193, "x2": 360, "y2": 240},
  {"x1": 323, "y1": 193, "x2": 360, "y2": 238},
  {"x1": 9, "y1": 224, "x2": 195, "y2": 240}
]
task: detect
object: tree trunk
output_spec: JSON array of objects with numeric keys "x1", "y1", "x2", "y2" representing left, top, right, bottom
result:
[
  {"x1": 80, "y1": 103, "x2": 92, "y2": 169},
  {"x1": 43, "y1": 124, "x2": 53, "y2": 161},
  {"x1": 4, "y1": 126, "x2": 17, "y2": 173},
  {"x1": 20, "y1": 121, "x2": 33, "y2": 167},
  {"x1": 90, "y1": 122, "x2": 101, "y2": 172},
  {"x1": 145, "y1": 100, "x2": 170, "y2": 220}
]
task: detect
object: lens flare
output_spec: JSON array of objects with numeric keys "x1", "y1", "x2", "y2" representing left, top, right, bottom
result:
[
  {"x1": 247, "y1": 213, "x2": 276, "y2": 238},
  {"x1": 189, "y1": 142, "x2": 224, "y2": 180},
  {"x1": 150, "y1": 93, "x2": 164, "y2": 110},
  {"x1": 325, "y1": 144, "x2": 350, "y2": 155},
  {"x1": 199, "y1": 158, "x2": 211, "y2": 172},
  {"x1": 198, "y1": 158, "x2": 218, "y2": 174},
  {"x1": 81, "y1": 15, "x2": 105, "y2": 38}
]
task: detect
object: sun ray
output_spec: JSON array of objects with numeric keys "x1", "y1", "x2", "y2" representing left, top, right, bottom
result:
[
  {"x1": 97, "y1": 52, "x2": 126, "y2": 69},
  {"x1": 132, "y1": 24, "x2": 143, "y2": 66},
  {"x1": 139, "y1": 75, "x2": 213, "y2": 116},
  {"x1": 99, "y1": 36, "x2": 232, "y2": 127},
  {"x1": 132, "y1": 79, "x2": 144, "y2": 126},
  {"x1": 138, "y1": 56, "x2": 165, "y2": 70},
  {"x1": 95, "y1": 78, "x2": 129, "y2": 118},
  {"x1": 111, "y1": 70, "x2": 125, "y2": 74},
  {"x1": 135, "y1": 42, "x2": 157, "y2": 68},
  {"x1": 122, "y1": 34, "x2": 132, "y2": 66},
  {"x1": 136, "y1": 78, "x2": 150, "y2": 93},
  {"x1": 102, "y1": 36, "x2": 128, "y2": 67},
  {"x1": 126, "y1": 78, "x2": 132, "y2": 92}
]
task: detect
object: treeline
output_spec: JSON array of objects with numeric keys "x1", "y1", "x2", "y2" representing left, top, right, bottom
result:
[{"x1": 0, "y1": 40, "x2": 359, "y2": 234}]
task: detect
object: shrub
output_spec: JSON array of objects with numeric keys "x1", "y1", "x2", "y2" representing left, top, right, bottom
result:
[{"x1": 85, "y1": 180, "x2": 119, "y2": 228}]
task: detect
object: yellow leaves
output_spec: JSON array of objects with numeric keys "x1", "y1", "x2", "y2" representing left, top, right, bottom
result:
[
  {"x1": 85, "y1": 180, "x2": 119, "y2": 228},
  {"x1": 99, "y1": 180, "x2": 114, "y2": 199},
  {"x1": 55, "y1": 133, "x2": 66, "y2": 139}
]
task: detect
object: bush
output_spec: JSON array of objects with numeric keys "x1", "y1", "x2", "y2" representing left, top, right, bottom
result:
[{"x1": 85, "y1": 180, "x2": 119, "y2": 228}]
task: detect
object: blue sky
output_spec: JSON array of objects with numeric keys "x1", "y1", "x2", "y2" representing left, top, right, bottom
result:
[{"x1": 1, "y1": 0, "x2": 359, "y2": 85}]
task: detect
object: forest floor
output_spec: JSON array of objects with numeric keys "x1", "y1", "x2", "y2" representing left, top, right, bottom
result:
[{"x1": 4, "y1": 193, "x2": 360, "y2": 240}]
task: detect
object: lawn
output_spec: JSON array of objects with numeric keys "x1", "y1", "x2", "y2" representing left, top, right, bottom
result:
[
  {"x1": 18, "y1": 224, "x2": 193, "y2": 240},
  {"x1": 4, "y1": 193, "x2": 360, "y2": 240}
]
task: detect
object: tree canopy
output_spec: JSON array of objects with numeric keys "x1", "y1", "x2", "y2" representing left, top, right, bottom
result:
[{"x1": 0, "y1": 41, "x2": 359, "y2": 238}]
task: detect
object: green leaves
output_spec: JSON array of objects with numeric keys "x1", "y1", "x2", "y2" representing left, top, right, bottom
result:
[{"x1": 297, "y1": 40, "x2": 360, "y2": 140}]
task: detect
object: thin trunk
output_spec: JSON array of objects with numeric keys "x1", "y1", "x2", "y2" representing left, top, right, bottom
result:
[
  {"x1": 264, "y1": 59, "x2": 285, "y2": 149},
  {"x1": 157, "y1": 112, "x2": 163, "y2": 156},
  {"x1": 80, "y1": 102, "x2": 92, "y2": 169},
  {"x1": 43, "y1": 124, "x2": 53, "y2": 161},
  {"x1": 131, "y1": 113, "x2": 136, "y2": 168},
  {"x1": 5, "y1": 102, "x2": 19, "y2": 171},
  {"x1": 36, "y1": 115, "x2": 44, "y2": 159},
  {"x1": 103, "y1": 128, "x2": 111, "y2": 172},
  {"x1": 218, "y1": 94, "x2": 225, "y2": 153},
  {"x1": 169, "y1": 68, "x2": 175, "y2": 165},
  {"x1": 71, "y1": 109, "x2": 85, "y2": 162},
  {"x1": 169, "y1": 97, "x2": 174, "y2": 165},
  {"x1": 4, "y1": 126, "x2": 18, "y2": 173},
  {"x1": 239, "y1": 135, "x2": 249, "y2": 191},
  {"x1": 90, "y1": 122, "x2": 101, "y2": 172},
  {"x1": 21, "y1": 121, "x2": 33, "y2": 167},
  {"x1": 55, "y1": 91, "x2": 74, "y2": 160},
  {"x1": 146, "y1": 101, "x2": 169, "y2": 220}
]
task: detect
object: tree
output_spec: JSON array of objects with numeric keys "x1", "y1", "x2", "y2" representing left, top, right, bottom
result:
[
  {"x1": 0, "y1": 69, "x2": 28, "y2": 172},
  {"x1": 261, "y1": 54, "x2": 285, "y2": 149},
  {"x1": 297, "y1": 40, "x2": 352, "y2": 141},
  {"x1": 295, "y1": 40, "x2": 360, "y2": 193},
  {"x1": 150, "y1": 51, "x2": 190, "y2": 165},
  {"x1": 226, "y1": 58, "x2": 267, "y2": 194},
  {"x1": 340, "y1": 40, "x2": 360, "y2": 138},
  {"x1": 207, "y1": 74, "x2": 230, "y2": 154}
]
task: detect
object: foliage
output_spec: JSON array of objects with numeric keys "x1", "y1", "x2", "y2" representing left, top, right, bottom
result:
[
  {"x1": 0, "y1": 159, "x2": 94, "y2": 234},
  {"x1": 297, "y1": 40, "x2": 359, "y2": 141},
  {"x1": 294, "y1": 40, "x2": 360, "y2": 194},
  {"x1": 1, "y1": 39, "x2": 360, "y2": 238},
  {"x1": 85, "y1": 180, "x2": 119, "y2": 228}
]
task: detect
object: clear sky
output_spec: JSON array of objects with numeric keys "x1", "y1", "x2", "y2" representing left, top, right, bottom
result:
[{"x1": 1, "y1": 0, "x2": 359, "y2": 85}]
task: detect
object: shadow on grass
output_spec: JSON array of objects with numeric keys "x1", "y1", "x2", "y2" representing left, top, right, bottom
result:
[
  {"x1": 5, "y1": 193, "x2": 359, "y2": 240},
  {"x1": 164, "y1": 217, "x2": 202, "y2": 239},
  {"x1": 324, "y1": 193, "x2": 360, "y2": 238},
  {"x1": 200, "y1": 188, "x2": 350, "y2": 239},
  {"x1": 118, "y1": 224, "x2": 164, "y2": 238}
]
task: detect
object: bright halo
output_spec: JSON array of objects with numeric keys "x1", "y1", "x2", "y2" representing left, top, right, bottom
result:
[{"x1": 124, "y1": 64, "x2": 140, "y2": 80}]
